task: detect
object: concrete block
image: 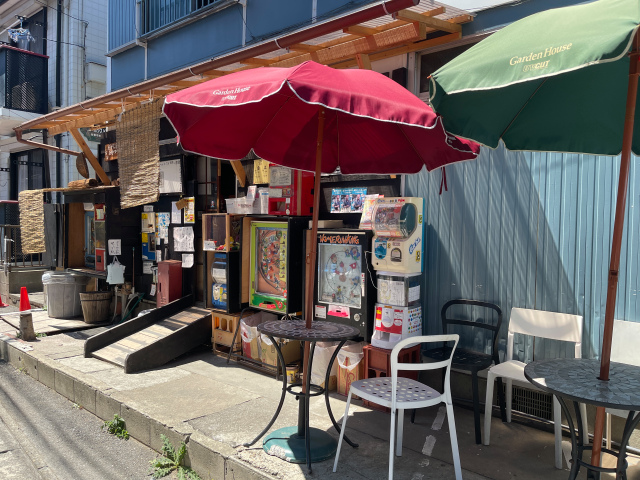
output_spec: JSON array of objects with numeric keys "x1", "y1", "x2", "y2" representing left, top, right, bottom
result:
[
  {"x1": 54, "y1": 370, "x2": 74, "y2": 400},
  {"x1": 74, "y1": 380, "x2": 96, "y2": 414},
  {"x1": 121, "y1": 404, "x2": 151, "y2": 446},
  {"x1": 21, "y1": 353, "x2": 38, "y2": 379},
  {"x1": 150, "y1": 423, "x2": 190, "y2": 457},
  {"x1": 96, "y1": 390, "x2": 121, "y2": 421},
  {"x1": 37, "y1": 360, "x2": 55, "y2": 389},
  {"x1": 187, "y1": 434, "x2": 226, "y2": 480},
  {"x1": 0, "y1": 335, "x2": 8, "y2": 360},
  {"x1": 6, "y1": 344, "x2": 22, "y2": 368},
  {"x1": 225, "y1": 457, "x2": 270, "y2": 480}
]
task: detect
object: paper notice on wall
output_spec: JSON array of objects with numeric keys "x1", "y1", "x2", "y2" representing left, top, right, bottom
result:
[
  {"x1": 171, "y1": 202, "x2": 182, "y2": 224},
  {"x1": 156, "y1": 212, "x2": 170, "y2": 241},
  {"x1": 182, "y1": 254, "x2": 194, "y2": 268},
  {"x1": 156, "y1": 249, "x2": 162, "y2": 262},
  {"x1": 173, "y1": 226, "x2": 194, "y2": 252},
  {"x1": 183, "y1": 197, "x2": 195, "y2": 224},
  {"x1": 253, "y1": 159, "x2": 270, "y2": 184},
  {"x1": 141, "y1": 212, "x2": 156, "y2": 232},
  {"x1": 143, "y1": 261, "x2": 153, "y2": 274}
]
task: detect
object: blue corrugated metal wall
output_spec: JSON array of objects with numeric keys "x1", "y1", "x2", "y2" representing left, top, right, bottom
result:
[
  {"x1": 406, "y1": 145, "x2": 640, "y2": 362},
  {"x1": 109, "y1": 0, "x2": 137, "y2": 52}
]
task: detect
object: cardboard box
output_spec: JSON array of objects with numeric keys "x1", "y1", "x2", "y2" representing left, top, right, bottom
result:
[
  {"x1": 260, "y1": 336, "x2": 302, "y2": 367},
  {"x1": 212, "y1": 329, "x2": 241, "y2": 349},
  {"x1": 337, "y1": 356, "x2": 364, "y2": 398}
]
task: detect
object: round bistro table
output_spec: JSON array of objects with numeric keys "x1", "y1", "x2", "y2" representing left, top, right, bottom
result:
[
  {"x1": 524, "y1": 358, "x2": 640, "y2": 480},
  {"x1": 244, "y1": 320, "x2": 360, "y2": 472}
]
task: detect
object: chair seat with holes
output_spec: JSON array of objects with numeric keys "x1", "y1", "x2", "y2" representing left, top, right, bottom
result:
[{"x1": 351, "y1": 377, "x2": 443, "y2": 409}]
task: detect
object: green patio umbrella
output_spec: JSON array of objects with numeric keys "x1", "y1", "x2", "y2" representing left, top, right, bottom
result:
[{"x1": 429, "y1": 0, "x2": 640, "y2": 468}]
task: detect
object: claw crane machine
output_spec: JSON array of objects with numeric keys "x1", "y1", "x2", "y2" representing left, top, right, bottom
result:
[{"x1": 370, "y1": 197, "x2": 424, "y2": 349}]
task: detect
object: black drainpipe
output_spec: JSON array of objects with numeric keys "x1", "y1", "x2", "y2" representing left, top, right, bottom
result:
[{"x1": 55, "y1": 0, "x2": 62, "y2": 203}]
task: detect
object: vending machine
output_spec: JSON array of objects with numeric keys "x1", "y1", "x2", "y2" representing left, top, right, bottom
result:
[
  {"x1": 371, "y1": 197, "x2": 424, "y2": 274},
  {"x1": 313, "y1": 229, "x2": 375, "y2": 341},
  {"x1": 267, "y1": 165, "x2": 314, "y2": 216},
  {"x1": 248, "y1": 217, "x2": 308, "y2": 314}
]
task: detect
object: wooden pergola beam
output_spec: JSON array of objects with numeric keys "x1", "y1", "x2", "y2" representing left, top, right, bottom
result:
[
  {"x1": 47, "y1": 106, "x2": 126, "y2": 135},
  {"x1": 270, "y1": 22, "x2": 424, "y2": 68},
  {"x1": 356, "y1": 53, "x2": 372, "y2": 69},
  {"x1": 69, "y1": 128, "x2": 111, "y2": 185},
  {"x1": 230, "y1": 160, "x2": 246, "y2": 187},
  {"x1": 393, "y1": 9, "x2": 462, "y2": 33},
  {"x1": 331, "y1": 32, "x2": 462, "y2": 69},
  {"x1": 343, "y1": 25, "x2": 379, "y2": 36}
]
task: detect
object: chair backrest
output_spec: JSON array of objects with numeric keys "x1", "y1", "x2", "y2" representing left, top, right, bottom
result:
[
  {"x1": 508, "y1": 308, "x2": 583, "y2": 360},
  {"x1": 391, "y1": 334, "x2": 459, "y2": 403},
  {"x1": 611, "y1": 319, "x2": 640, "y2": 366},
  {"x1": 441, "y1": 299, "x2": 502, "y2": 362}
]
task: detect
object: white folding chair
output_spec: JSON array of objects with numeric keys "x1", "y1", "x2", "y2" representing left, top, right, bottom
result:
[
  {"x1": 605, "y1": 319, "x2": 640, "y2": 450},
  {"x1": 333, "y1": 335, "x2": 462, "y2": 480},
  {"x1": 483, "y1": 308, "x2": 587, "y2": 469}
]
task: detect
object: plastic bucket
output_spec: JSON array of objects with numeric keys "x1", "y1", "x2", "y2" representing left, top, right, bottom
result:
[
  {"x1": 43, "y1": 272, "x2": 88, "y2": 318},
  {"x1": 79, "y1": 291, "x2": 113, "y2": 324}
]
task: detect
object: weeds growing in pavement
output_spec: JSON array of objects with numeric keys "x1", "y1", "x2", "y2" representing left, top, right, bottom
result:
[
  {"x1": 102, "y1": 414, "x2": 129, "y2": 440},
  {"x1": 150, "y1": 434, "x2": 201, "y2": 479}
]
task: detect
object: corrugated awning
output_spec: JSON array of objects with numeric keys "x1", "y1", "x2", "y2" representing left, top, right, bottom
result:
[{"x1": 15, "y1": 0, "x2": 472, "y2": 138}]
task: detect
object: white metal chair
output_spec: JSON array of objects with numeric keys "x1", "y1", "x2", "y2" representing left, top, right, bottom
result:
[
  {"x1": 333, "y1": 335, "x2": 462, "y2": 480},
  {"x1": 605, "y1": 319, "x2": 640, "y2": 450},
  {"x1": 483, "y1": 308, "x2": 587, "y2": 469}
]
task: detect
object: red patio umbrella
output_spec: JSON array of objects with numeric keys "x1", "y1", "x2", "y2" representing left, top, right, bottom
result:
[
  {"x1": 164, "y1": 60, "x2": 478, "y2": 328},
  {"x1": 163, "y1": 60, "x2": 479, "y2": 463}
]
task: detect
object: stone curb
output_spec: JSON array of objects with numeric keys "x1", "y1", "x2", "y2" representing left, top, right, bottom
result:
[{"x1": 0, "y1": 336, "x2": 277, "y2": 480}]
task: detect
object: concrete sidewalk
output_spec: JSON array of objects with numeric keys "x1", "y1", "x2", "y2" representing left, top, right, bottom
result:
[{"x1": 0, "y1": 326, "x2": 634, "y2": 480}]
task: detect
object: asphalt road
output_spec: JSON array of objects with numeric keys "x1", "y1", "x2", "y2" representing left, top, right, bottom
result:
[{"x1": 0, "y1": 360, "x2": 160, "y2": 480}]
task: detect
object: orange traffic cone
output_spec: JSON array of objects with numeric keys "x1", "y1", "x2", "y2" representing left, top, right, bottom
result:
[{"x1": 19, "y1": 287, "x2": 31, "y2": 311}]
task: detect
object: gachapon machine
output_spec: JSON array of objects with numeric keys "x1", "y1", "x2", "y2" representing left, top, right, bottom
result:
[
  {"x1": 371, "y1": 197, "x2": 424, "y2": 274},
  {"x1": 312, "y1": 230, "x2": 375, "y2": 341},
  {"x1": 371, "y1": 304, "x2": 422, "y2": 349},
  {"x1": 248, "y1": 218, "x2": 307, "y2": 314}
]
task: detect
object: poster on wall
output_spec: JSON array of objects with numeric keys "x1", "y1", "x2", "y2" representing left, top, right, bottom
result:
[
  {"x1": 171, "y1": 201, "x2": 182, "y2": 224},
  {"x1": 330, "y1": 187, "x2": 367, "y2": 213},
  {"x1": 156, "y1": 212, "x2": 170, "y2": 241},
  {"x1": 159, "y1": 158, "x2": 182, "y2": 194},
  {"x1": 173, "y1": 226, "x2": 194, "y2": 252},
  {"x1": 183, "y1": 197, "x2": 195, "y2": 224}
]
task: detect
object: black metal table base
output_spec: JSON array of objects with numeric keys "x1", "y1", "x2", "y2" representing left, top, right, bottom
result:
[
  {"x1": 556, "y1": 396, "x2": 640, "y2": 480},
  {"x1": 244, "y1": 330, "x2": 359, "y2": 473}
]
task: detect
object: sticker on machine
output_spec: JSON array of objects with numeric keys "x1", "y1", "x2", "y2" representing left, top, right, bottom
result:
[
  {"x1": 315, "y1": 305, "x2": 327, "y2": 318},
  {"x1": 328, "y1": 305, "x2": 350, "y2": 318}
]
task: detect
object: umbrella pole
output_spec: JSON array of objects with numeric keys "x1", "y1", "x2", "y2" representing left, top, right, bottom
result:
[
  {"x1": 298, "y1": 108, "x2": 325, "y2": 437},
  {"x1": 591, "y1": 32, "x2": 639, "y2": 468}
]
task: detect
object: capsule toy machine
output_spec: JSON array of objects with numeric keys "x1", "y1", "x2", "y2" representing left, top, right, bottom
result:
[
  {"x1": 248, "y1": 217, "x2": 308, "y2": 314},
  {"x1": 268, "y1": 165, "x2": 314, "y2": 216},
  {"x1": 313, "y1": 229, "x2": 375, "y2": 341},
  {"x1": 371, "y1": 197, "x2": 424, "y2": 274}
]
